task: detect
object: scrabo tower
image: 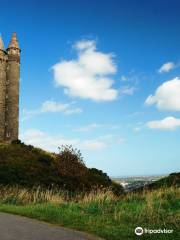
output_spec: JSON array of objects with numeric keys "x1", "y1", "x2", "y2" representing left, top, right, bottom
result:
[{"x1": 0, "y1": 33, "x2": 20, "y2": 142}]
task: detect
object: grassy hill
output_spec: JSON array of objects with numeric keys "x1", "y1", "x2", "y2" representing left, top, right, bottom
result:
[
  {"x1": 0, "y1": 141, "x2": 179, "y2": 239},
  {"x1": 0, "y1": 141, "x2": 123, "y2": 194},
  {"x1": 147, "y1": 172, "x2": 180, "y2": 189},
  {"x1": 131, "y1": 172, "x2": 180, "y2": 193}
]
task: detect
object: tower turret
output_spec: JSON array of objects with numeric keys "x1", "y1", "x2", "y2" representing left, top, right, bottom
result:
[
  {"x1": 5, "y1": 32, "x2": 21, "y2": 141},
  {"x1": 0, "y1": 36, "x2": 7, "y2": 141},
  {"x1": 0, "y1": 36, "x2": 5, "y2": 50}
]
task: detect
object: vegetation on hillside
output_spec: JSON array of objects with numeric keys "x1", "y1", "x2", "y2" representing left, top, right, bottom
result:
[
  {"x1": 0, "y1": 141, "x2": 179, "y2": 239},
  {"x1": 0, "y1": 141, "x2": 123, "y2": 194},
  {"x1": 132, "y1": 172, "x2": 180, "y2": 193},
  {"x1": 146, "y1": 172, "x2": 180, "y2": 189},
  {"x1": 0, "y1": 186, "x2": 179, "y2": 240}
]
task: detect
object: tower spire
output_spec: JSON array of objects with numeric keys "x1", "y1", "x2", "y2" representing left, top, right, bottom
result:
[
  {"x1": 0, "y1": 35, "x2": 5, "y2": 51},
  {"x1": 8, "y1": 32, "x2": 20, "y2": 49}
]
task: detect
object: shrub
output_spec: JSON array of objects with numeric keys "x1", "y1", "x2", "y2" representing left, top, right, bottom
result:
[
  {"x1": 54, "y1": 145, "x2": 87, "y2": 177},
  {"x1": 11, "y1": 139, "x2": 22, "y2": 144}
]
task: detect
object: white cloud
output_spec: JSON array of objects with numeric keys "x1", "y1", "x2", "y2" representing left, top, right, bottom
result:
[
  {"x1": 74, "y1": 40, "x2": 96, "y2": 51},
  {"x1": 158, "y1": 62, "x2": 176, "y2": 73},
  {"x1": 82, "y1": 139, "x2": 107, "y2": 150},
  {"x1": 22, "y1": 100, "x2": 82, "y2": 121},
  {"x1": 133, "y1": 127, "x2": 141, "y2": 132},
  {"x1": 41, "y1": 100, "x2": 82, "y2": 114},
  {"x1": 120, "y1": 71, "x2": 144, "y2": 85},
  {"x1": 20, "y1": 129, "x2": 78, "y2": 152},
  {"x1": 132, "y1": 122, "x2": 144, "y2": 133},
  {"x1": 52, "y1": 40, "x2": 118, "y2": 101},
  {"x1": 41, "y1": 101, "x2": 71, "y2": 112},
  {"x1": 119, "y1": 86, "x2": 136, "y2": 95},
  {"x1": 74, "y1": 123, "x2": 121, "y2": 132},
  {"x1": 20, "y1": 129, "x2": 123, "y2": 152},
  {"x1": 147, "y1": 117, "x2": 180, "y2": 130},
  {"x1": 75, "y1": 123, "x2": 103, "y2": 132},
  {"x1": 145, "y1": 77, "x2": 180, "y2": 111},
  {"x1": 120, "y1": 75, "x2": 128, "y2": 81},
  {"x1": 81, "y1": 134, "x2": 122, "y2": 150}
]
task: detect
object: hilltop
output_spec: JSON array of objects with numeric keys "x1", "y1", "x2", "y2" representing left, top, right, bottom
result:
[{"x1": 0, "y1": 141, "x2": 123, "y2": 194}]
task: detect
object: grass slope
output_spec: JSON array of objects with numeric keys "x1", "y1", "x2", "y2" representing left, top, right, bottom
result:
[
  {"x1": 0, "y1": 142, "x2": 123, "y2": 194},
  {"x1": 147, "y1": 172, "x2": 180, "y2": 189}
]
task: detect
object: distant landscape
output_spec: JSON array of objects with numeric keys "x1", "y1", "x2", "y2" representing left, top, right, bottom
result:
[{"x1": 112, "y1": 175, "x2": 167, "y2": 192}]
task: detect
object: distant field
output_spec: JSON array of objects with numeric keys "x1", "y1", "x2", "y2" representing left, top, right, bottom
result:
[{"x1": 0, "y1": 186, "x2": 179, "y2": 240}]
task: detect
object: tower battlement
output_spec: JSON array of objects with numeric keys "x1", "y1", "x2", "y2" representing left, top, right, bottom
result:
[{"x1": 0, "y1": 33, "x2": 20, "y2": 142}]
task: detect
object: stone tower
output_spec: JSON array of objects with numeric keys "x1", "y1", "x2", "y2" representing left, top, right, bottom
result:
[
  {"x1": 0, "y1": 36, "x2": 7, "y2": 141},
  {"x1": 0, "y1": 33, "x2": 20, "y2": 142}
]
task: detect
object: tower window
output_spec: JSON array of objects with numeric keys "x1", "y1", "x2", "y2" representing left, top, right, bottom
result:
[{"x1": 6, "y1": 132, "x2": 10, "y2": 138}]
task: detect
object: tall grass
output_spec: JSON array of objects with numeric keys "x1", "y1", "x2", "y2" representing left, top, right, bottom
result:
[
  {"x1": 0, "y1": 185, "x2": 117, "y2": 205},
  {"x1": 0, "y1": 186, "x2": 179, "y2": 240},
  {"x1": 121, "y1": 187, "x2": 180, "y2": 226}
]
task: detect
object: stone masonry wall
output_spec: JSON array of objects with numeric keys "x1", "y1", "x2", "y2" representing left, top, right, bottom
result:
[
  {"x1": 5, "y1": 56, "x2": 20, "y2": 141},
  {"x1": 0, "y1": 55, "x2": 7, "y2": 141}
]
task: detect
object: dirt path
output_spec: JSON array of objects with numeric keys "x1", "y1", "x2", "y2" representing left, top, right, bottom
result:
[{"x1": 0, "y1": 212, "x2": 104, "y2": 240}]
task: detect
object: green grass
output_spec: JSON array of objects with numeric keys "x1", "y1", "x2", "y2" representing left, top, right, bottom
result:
[{"x1": 0, "y1": 187, "x2": 179, "y2": 240}]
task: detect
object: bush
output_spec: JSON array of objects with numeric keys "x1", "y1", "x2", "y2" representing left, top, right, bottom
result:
[
  {"x1": 88, "y1": 168, "x2": 111, "y2": 186},
  {"x1": 54, "y1": 145, "x2": 87, "y2": 177},
  {"x1": 11, "y1": 139, "x2": 22, "y2": 144},
  {"x1": 53, "y1": 145, "x2": 89, "y2": 191}
]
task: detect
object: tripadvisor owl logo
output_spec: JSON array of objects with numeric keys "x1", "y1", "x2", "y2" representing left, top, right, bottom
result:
[
  {"x1": 135, "y1": 227, "x2": 143, "y2": 236},
  {"x1": 135, "y1": 227, "x2": 174, "y2": 235}
]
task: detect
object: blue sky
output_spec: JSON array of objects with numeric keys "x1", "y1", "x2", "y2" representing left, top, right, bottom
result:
[{"x1": 0, "y1": 0, "x2": 180, "y2": 176}]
